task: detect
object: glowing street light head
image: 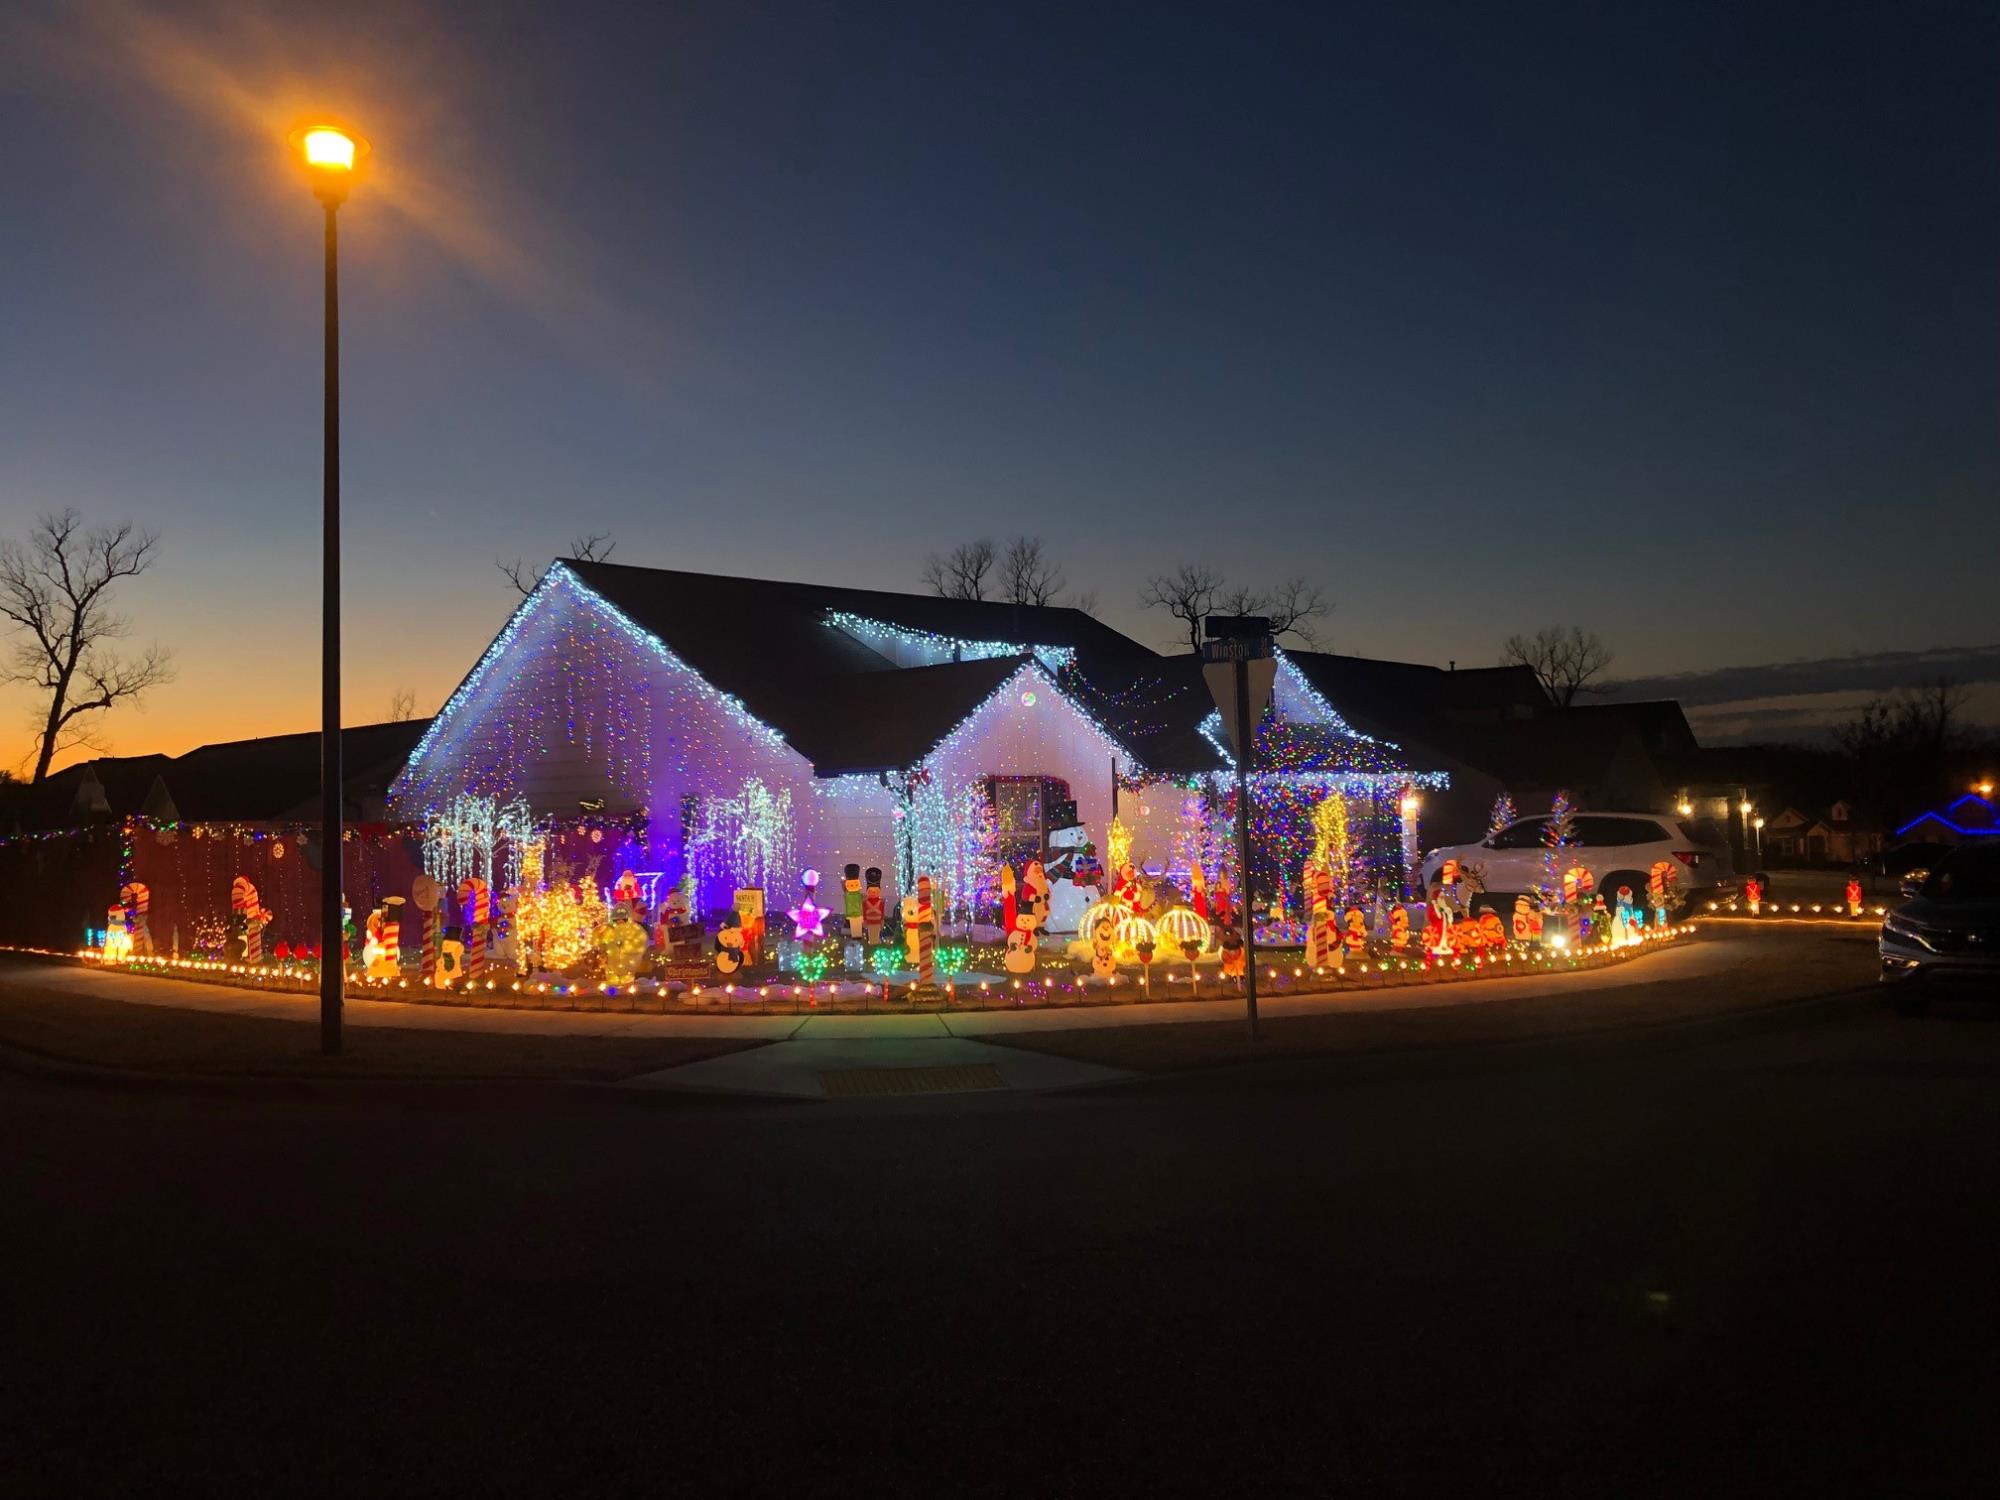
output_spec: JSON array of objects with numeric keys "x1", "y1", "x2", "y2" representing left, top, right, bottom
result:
[
  {"x1": 1739, "y1": 799, "x2": 1753, "y2": 815},
  {"x1": 1676, "y1": 800, "x2": 1693, "y2": 817},
  {"x1": 303, "y1": 128, "x2": 356, "y2": 169},
  {"x1": 288, "y1": 119, "x2": 369, "y2": 204}
]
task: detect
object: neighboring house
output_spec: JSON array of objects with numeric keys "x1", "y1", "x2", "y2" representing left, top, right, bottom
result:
[
  {"x1": 387, "y1": 560, "x2": 1442, "y2": 921},
  {"x1": 1894, "y1": 792, "x2": 1999, "y2": 847},
  {"x1": 1762, "y1": 802, "x2": 1886, "y2": 865},
  {"x1": 0, "y1": 722, "x2": 430, "y2": 834}
]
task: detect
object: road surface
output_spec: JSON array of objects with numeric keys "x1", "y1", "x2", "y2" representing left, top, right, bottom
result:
[{"x1": 5, "y1": 973, "x2": 1994, "y2": 1495}]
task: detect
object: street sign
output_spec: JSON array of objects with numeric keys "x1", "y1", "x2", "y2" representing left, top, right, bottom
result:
[{"x1": 1203, "y1": 656, "x2": 1275, "y2": 757}]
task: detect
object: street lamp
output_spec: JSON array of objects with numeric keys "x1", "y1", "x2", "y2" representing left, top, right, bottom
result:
[
  {"x1": 290, "y1": 120, "x2": 368, "y2": 1056},
  {"x1": 1752, "y1": 815, "x2": 1765, "y2": 858}
]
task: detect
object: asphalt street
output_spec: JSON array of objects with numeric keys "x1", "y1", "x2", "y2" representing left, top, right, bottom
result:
[{"x1": 6, "y1": 978, "x2": 1997, "y2": 1497}]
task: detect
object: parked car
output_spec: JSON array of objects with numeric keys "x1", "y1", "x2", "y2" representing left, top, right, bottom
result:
[
  {"x1": 1420, "y1": 812, "x2": 1736, "y2": 915},
  {"x1": 1879, "y1": 843, "x2": 2000, "y2": 1010}
]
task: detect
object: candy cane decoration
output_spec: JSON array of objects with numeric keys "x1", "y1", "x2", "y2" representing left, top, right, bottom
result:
[
  {"x1": 458, "y1": 876, "x2": 491, "y2": 980},
  {"x1": 231, "y1": 875, "x2": 255, "y2": 919},
  {"x1": 411, "y1": 873, "x2": 442, "y2": 985},
  {"x1": 916, "y1": 874, "x2": 936, "y2": 988},
  {"x1": 120, "y1": 881, "x2": 151, "y2": 954}
]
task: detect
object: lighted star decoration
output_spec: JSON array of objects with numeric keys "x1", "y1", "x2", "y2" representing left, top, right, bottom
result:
[{"x1": 789, "y1": 868, "x2": 831, "y2": 941}]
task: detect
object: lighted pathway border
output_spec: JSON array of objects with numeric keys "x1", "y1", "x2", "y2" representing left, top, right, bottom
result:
[{"x1": 6, "y1": 936, "x2": 1736, "y2": 1041}]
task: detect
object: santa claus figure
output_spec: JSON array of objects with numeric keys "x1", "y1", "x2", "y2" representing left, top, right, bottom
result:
[
  {"x1": 611, "y1": 870, "x2": 641, "y2": 917},
  {"x1": 1210, "y1": 871, "x2": 1238, "y2": 936},
  {"x1": 1190, "y1": 861, "x2": 1210, "y2": 922},
  {"x1": 1423, "y1": 882, "x2": 1453, "y2": 955},
  {"x1": 1112, "y1": 862, "x2": 1143, "y2": 914},
  {"x1": 1022, "y1": 860, "x2": 1052, "y2": 929}
]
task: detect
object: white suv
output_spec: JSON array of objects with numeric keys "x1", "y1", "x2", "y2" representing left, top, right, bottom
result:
[{"x1": 1421, "y1": 812, "x2": 1736, "y2": 914}]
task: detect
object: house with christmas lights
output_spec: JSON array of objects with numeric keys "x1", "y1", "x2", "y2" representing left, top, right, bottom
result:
[{"x1": 385, "y1": 559, "x2": 1445, "y2": 926}]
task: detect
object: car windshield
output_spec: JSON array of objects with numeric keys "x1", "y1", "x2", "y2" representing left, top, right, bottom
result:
[{"x1": 1925, "y1": 846, "x2": 2000, "y2": 900}]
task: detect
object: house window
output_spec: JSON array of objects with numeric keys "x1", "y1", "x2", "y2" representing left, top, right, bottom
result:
[{"x1": 983, "y1": 775, "x2": 1078, "y2": 872}]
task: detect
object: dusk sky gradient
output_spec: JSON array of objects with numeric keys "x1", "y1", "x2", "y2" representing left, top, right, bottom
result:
[{"x1": 4, "y1": 0, "x2": 1997, "y2": 770}]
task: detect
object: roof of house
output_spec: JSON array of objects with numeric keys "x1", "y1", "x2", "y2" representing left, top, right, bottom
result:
[
  {"x1": 772, "y1": 657, "x2": 1040, "y2": 775},
  {"x1": 1283, "y1": 653, "x2": 1547, "y2": 744},
  {"x1": 162, "y1": 720, "x2": 432, "y2": 821},
  {"x1": 1061, "y1": 653, "x2": 1456, "y2": 779},
  {"x1": 558, "y1": 558, "x2": 1159, "y2": 769},
  {"x1": 0, "y1": 721, "x2": 431, "y2": 831},
  {"x1": 1427, "y1": 712, "x2": 1654, "y2": 794},
  {"x1": 0, "y1": 753, "x2": 171, "y2": 832},
  {"x1": 1561, "y1": 700, "x2": 1701, "y2": 760}
]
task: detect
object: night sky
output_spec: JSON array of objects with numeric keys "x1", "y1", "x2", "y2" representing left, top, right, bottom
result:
[{"x1": 4, "y1": 0, "x2": 1997, "y2": 766}]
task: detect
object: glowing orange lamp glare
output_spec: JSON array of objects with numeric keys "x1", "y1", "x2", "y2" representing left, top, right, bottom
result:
[{"x1": 288, "y1": 120, "x2": 369, "y2": 204}]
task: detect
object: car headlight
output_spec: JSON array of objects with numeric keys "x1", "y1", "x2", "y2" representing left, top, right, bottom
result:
[{"x1": 1882, "y1": 912, "x2": 1936, "y2": 952}]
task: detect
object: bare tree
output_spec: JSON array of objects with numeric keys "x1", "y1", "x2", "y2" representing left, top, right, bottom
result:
[
  {"x1": 921, "y1": 539, "x2": 996, "y2": 601},
  {"x1": 1140, "y1": 563, "x2": 1223, "y2": 653},
  {"x1": 1501, "y1": 625, "x2": 1614, "y2": 707},
  {"x1": 999, "y1": 536, "x2": 1065, "y2": 607},
  {"x1": 1837, "y1": 677, "x2": 1970, "y2": 821},
  {"x1": 499, "y1": 532, "x2": 616, "y2": 597},
  {"x1": 1067, "y1": 589, "x2": 1100, "y2": 618},
  {"x1": 387, "y1": 687, "x2": 418, "y2": 722},
  {"x1": 1261, "y1": 578, "x2": 1330, "y2": 647},
  {"x1": 1, "y1": 510, "x2": 175, "y2": 783},
  {"x1": 1143, "y1": 566, "x2": 1328, "y2": 651}
]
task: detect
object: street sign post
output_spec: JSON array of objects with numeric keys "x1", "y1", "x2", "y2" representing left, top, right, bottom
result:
[{"x1": 1202, "y1": 617, "x2": 1274, "y2": 1040}]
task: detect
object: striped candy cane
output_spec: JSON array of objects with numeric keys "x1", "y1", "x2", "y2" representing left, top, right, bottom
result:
[
  {"x1": 916, "y1": 875, "x2": 936, "y2": 987},
  {"x1": 369, "y1": 907, "x2": 401, "y2": 971},
  {"x1": 458, "y1": 877, "x2": 490, "y2": 980},
  {"x1": 231, "y1": 877, "x2": 262, "y2": 962},
  {"x1": 422, "y1": 908, "x2": 440, "y2": 981},
  {"x1": 121, "y1": 881, "x2": 151, "y2": 954}
]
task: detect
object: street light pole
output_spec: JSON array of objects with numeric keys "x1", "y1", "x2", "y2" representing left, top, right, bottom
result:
[
  {"x1": 290, "y1": 121, "x2": 367, "y2": 1056},
  {"x1": 319, "y1": 193, "x2": 343, "y2": 1056}
]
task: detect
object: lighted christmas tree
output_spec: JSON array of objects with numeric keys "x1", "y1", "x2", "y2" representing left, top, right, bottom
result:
[
  {"x1": 1309, "y1": 792, "x2": 1351, "y2": 906},
  {"x1": 1539, "y1": 791, "x2": 1576, "y2": 908},
  {"x1": 1488, "y1": 793, "x2": 1517, "y2": 840}
]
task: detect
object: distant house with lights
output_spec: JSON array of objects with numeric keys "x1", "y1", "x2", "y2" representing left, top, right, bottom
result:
[
  {"x1": 1761, "y1": 802, "x2": 1886, "y2": 865},
  {"x1": 1893, "y1": 792, "x2": 1999, "y2": 848},
  {"x1": 386, "y1": 560, "x2": 1444, "y2": 923}
]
